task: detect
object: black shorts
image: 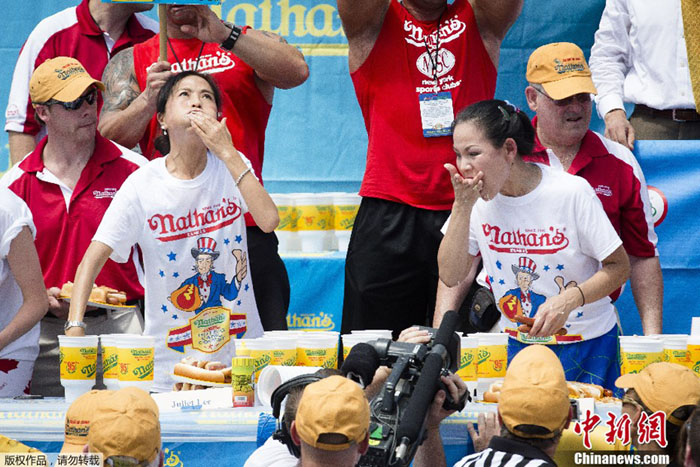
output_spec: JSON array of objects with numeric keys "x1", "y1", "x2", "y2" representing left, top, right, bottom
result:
[
  {"x1": 341, "y1": 197, "x2": 450, "y2": 338},
  {"x1": 247, "y1": 226, "x2": 290, "y2": 330}
]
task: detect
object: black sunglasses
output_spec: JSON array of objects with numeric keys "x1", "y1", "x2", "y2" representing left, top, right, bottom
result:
[{"x1": 45, "y1": 88, "x2": 98, "y2": 111}]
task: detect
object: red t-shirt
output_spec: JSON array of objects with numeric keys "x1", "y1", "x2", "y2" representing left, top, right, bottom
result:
[
  {"x1": 3, "y1": 134, "x2": 147, "y2": 301},
  {"x1": 132, "y1": 35, "x2": 271, "y2": 177},
  {"x1": 5, "y1": 0, "x2": 157, "y2": 137},
  {"x1": 351, "y1": 0, "x2": 496, "y2": 210}
]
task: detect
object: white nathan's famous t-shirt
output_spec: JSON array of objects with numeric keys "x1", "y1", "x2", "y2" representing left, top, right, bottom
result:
[
  {"x1": 449, "y1": 165, "x2": 622, "y2": 344},
  {"x1": 0, "y1": 187, "x2": 38, "y2": 362},
  {"x1": 94, "y1": 152, "x2": 264, "y2": 391}
]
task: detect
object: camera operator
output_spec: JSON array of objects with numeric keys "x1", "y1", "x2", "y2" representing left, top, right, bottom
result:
[{"x1": 423, "y1": 345, "x2": 572, "y2": 467}]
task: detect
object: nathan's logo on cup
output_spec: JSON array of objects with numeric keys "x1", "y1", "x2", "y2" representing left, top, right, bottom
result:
[
  {"x1": 253, "y1": 353, "x2": 272, "y2": 374},
  {"x1": 477, "y1": 349, "x2": 491, "y2": 365},
  {"x1": 103, "y1": 352, "x2": 118, "y2": 374},
  {"x1": 60, "y1": 347, "x2": 98, "y2": 380},
  {"x1": 81, "y1": 362, "x2": 97, "y2": 378},
  {"x1": 287, "y1": 311, "x2": 336, "y2": 331},
  {"x1": 461, "y1": 352, "x2": 474, "y2": 369},
  {"x1": 133, "y1": 360, "x2": 154, "y2": 380}
]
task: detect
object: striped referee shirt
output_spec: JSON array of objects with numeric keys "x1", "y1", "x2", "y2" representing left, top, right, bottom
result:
[{"x1": 454, "y1": 436, "x2": 556, "y2": 467}]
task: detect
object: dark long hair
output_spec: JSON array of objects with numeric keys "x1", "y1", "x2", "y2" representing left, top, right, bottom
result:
[
  {"x1": 154, "y1": 70, "x2": 223, "y2": 156},
  {"x1": 452, "y1": 99, "x2": 535, "y2": 156}
]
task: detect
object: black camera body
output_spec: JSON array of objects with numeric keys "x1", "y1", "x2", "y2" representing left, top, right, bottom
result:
[{"x1": 359, "y1": 318, "x2": 465, "y2": 467}]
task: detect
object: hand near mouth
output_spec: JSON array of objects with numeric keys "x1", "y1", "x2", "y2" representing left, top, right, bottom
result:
[{"x1": 445, "y1": 163, "x2": 484, "y2": 208}]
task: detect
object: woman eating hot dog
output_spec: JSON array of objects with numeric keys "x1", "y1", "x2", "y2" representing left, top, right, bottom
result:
[
  {"x1": 438, "y1": 100, "x2": 630, "y2": 391},
  {"x1": 66, "y1": 71, "x2": 278, "y2": 392}
]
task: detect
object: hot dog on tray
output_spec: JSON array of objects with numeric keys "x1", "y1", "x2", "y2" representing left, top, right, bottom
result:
[{"x1": 172, "y1": 357, "x2": 232, "y2": 391}]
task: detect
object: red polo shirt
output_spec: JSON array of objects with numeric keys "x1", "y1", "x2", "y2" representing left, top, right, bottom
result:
[
  {"x1": 5, "y1": 0, "x2": 157, "y2": 137},
  {"x1": 2, "y1": 134, "x2": 146, "y2": 301},
  {"x1": 524, "y1": 119, "x2": 657, "y2": 259}
]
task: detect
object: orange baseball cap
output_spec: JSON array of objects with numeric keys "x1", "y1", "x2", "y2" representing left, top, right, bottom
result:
[
  {"x1": 499, "y1": 344, "x2": 571, "y2": 439},
  {"x1": 526, "y1": 42, "x2": 597, "y2": 100},
  {"x1": 616, "y1": 362, "x2": 700, "y2": 426},
  {"x1": 29, "y1": 56, "x2": 104, "y2": 105},
  {"x1": 295, "y1": 375, "x2": 370, "y2": 451},
  {"x1": 61, "y1": 389, "x2": 114, "y2": 453}
]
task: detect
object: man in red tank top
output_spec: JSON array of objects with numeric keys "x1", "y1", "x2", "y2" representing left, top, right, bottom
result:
[
  {"x1": 97, "y1": 5, "x2": 309, "y2": 331},
  {"x1": 338, "y1": 0, "x2": 523, "y2": 337}
]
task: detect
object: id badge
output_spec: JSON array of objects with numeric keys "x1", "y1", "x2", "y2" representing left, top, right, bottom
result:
[{"x1": 419, "y1": 91, "x2": 454, "y2": 138}]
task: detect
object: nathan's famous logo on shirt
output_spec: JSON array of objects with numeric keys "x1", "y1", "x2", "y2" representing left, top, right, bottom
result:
[
  {"x1": 93, "y1": 187, "x2": 118, "y2": 199},
  {"x1": 403, "y1": 15, "x2": 466, "y2": 49},
  {"x1": 147, "y1": 50, "x2": 235, "y2": 76},
  {"x1": 147, "y1": 197, "x2": 242, "y2": 242},
  {"x1": 482, "y1": 224, "x2": 570, "y2": 254}
]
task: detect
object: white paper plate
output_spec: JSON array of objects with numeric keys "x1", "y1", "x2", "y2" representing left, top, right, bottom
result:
[{"x1": 171, "y1": 373, "x2": 230, "y2": 388}]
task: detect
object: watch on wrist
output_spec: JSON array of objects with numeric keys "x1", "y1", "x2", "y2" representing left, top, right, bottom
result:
[
  {"x1": 64, "y1": 320, "x2": 86, "y2": 332},
  {"x1": 220, "y1": 21, "x2": 243, "y2": 51}
]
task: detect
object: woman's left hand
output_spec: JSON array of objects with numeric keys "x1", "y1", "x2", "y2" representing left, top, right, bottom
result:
[
  {"x1": 188, "y1": 113, "x2": 237, "y2": 160},
  {"x1": 527, "y1": 293, "x2": 573, "y2": 337}
]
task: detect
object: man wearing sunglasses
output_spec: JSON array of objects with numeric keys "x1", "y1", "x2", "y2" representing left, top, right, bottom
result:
[
  {"x1": 436, "y1": 42, "x2": 662, "y2": 341},
  {"x1": 0, "y1": 57, "x2": 148, "y2": 397}
]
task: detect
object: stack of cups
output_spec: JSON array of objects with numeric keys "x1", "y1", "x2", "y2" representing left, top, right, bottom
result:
[
  {"x1": 653, "y1": 334, "x2": 691, "y2": 368},
  {"x1": 473, "y1": 332, "x2": 508, "y2": 400},
  {"x1": 297, "y1": 332, "x2": 339, "y2": 369},
  {"x1": 341, "y1": 332, "x2": 385, "y2": 360},
  {"x1": 270, "y1": 193, "x2": 298, "y2": 253},
  {"x1": 58, "y1": 335, "x2": 98, "y2": 402},
  {"x1": 688, "y1": 318, "x2": 700, "y2": 374},
  {"x1": 457, "y1": 335, "x2": 478, "y2": 396},
  {"x1": 115, "y1": 334, "x2": 154, "y2": 391},
  {"x1": 99, "y1": 334, "x2": 119, "y2": 390},
  {"x1": 619, "y1": 336, "x2": 663, "y2": 375},
  {"x1": 331, "y1": 193, "x2": 361, "y2": 252},
  {"x1": 246, "y1": 338, "x2": 276, "y2": 383},
  {"x1": 294, "y1": 193, "x2": 333, "y2": 253}
]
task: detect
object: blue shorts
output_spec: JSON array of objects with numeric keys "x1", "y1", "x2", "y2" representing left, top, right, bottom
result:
[{"x1": 508, "y1": 324, "x2": 621, "y2": 395}]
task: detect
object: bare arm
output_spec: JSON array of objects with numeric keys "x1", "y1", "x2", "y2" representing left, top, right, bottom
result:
[
  {"x1": 65, "y1": 241, "x2": 113, "y2": 337},
  {"x1": 528, "y1": 245, "x2": 631, "y2": 337},
  {"x1": 438, "y1": 164, "x2": 483, "y2": 287},
  {"x1": 470, "y1": 0, "x2": 523, "y2": 65},
  {"x1": 8, "y1": 132, "x2": 36, "y2": 166},
  {"x1": 176, "y1": 7, "x2": 308, "y2": 99},
  {"x1": 336, "y1": 0, "x2": 390, "y2": 72},
  {"x1": 98, "y1": 48, "x2": 173, "y2": 149},
  {"x1": 0, "y1": 227, "x2": 48, "y2": 351},
  {"x1": 629, "y1": 255, "x2": 663, "y2": 335},
  {"x1": 433, "y1": 258, "x2": 480, "y2": 327}
]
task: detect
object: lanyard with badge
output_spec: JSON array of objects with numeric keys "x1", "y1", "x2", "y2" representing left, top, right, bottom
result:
[{"x1": 418, "y1": 11, "x2": 454, "y2": 138}]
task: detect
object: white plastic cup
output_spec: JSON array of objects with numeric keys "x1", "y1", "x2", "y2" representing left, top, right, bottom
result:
[
  {"x1": 351, "y1": 329, "x2": 394, "y2": 339},
  {"x1": 332, "y1": 193, "x2": 360, "y2": 252},
  {"x1": 472, "y1": 332, "x2": 508, "y2": 399},
  {"x1": 691, "y1": 317, "x2": 700, "y2": 336},
  {"x1": 245, "y1": 338, "x2": 277, "y2": 382},
  {"x1": 271, "y1": 337, "x2": 298, "y2": 367},
  {"x1": 619, "y1": 336, "x2": 663, "y2": 375},
  {"x1": 270, "y1": 193, "x2": 298, "y2": 253},
  {"x1": 297, "y1": 334, "x2": 338, "y2": 369},
  {"x1": 115, "y1": 334, "x2": 155, "y2": 391},
  {"x1": 99, "y1": 334, "x2": 119, "y2": 390},
  {"x1": 256, "y1": 365, "x2": 323, "y2": 407},
  {"x1": 688, "y1": 335, "x2": 700, "y2": 375},
  {"x1": 58, "y1": 335, "x2": 98, "y2": 402},
  {"x1": 294, "y1": 193, "x2": 333, "y2": 253},
  {"x1": 341, "y1": 333, "x2": 384, "y2": 360}
]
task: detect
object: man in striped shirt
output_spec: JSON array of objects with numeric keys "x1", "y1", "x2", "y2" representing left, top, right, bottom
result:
[{"x1": 452, "y1": 345, "x2": 571, "y2": 467}]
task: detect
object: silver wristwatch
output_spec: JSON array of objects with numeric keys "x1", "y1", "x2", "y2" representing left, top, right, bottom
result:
[{"x1": 64, "y1": 320, "x2": 86, "y2": 332}]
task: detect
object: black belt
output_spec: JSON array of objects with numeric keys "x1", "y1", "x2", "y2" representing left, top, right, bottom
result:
[{"x1": 635, "y1": 104, "x2": 700, "y2": 122}]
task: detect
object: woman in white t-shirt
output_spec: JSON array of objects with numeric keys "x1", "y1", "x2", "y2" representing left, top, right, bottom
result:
[
  {"x1": 0, "y1": 188, "x2": 48, "y2": 396},
  {"x1": 439, "y1": 100, "x2": 630, "y2": 391},
  {"x1": 66, "y1": 71, "x2": 278, "y2": 391}
]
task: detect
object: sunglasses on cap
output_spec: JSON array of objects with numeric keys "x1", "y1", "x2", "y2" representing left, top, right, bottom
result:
[
  {"x1": 44, "y1": 88, "x2": 98, "y2": 111},
  {"x1": 533, "y1": 86, "x2": 591, "y2": 107}
]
